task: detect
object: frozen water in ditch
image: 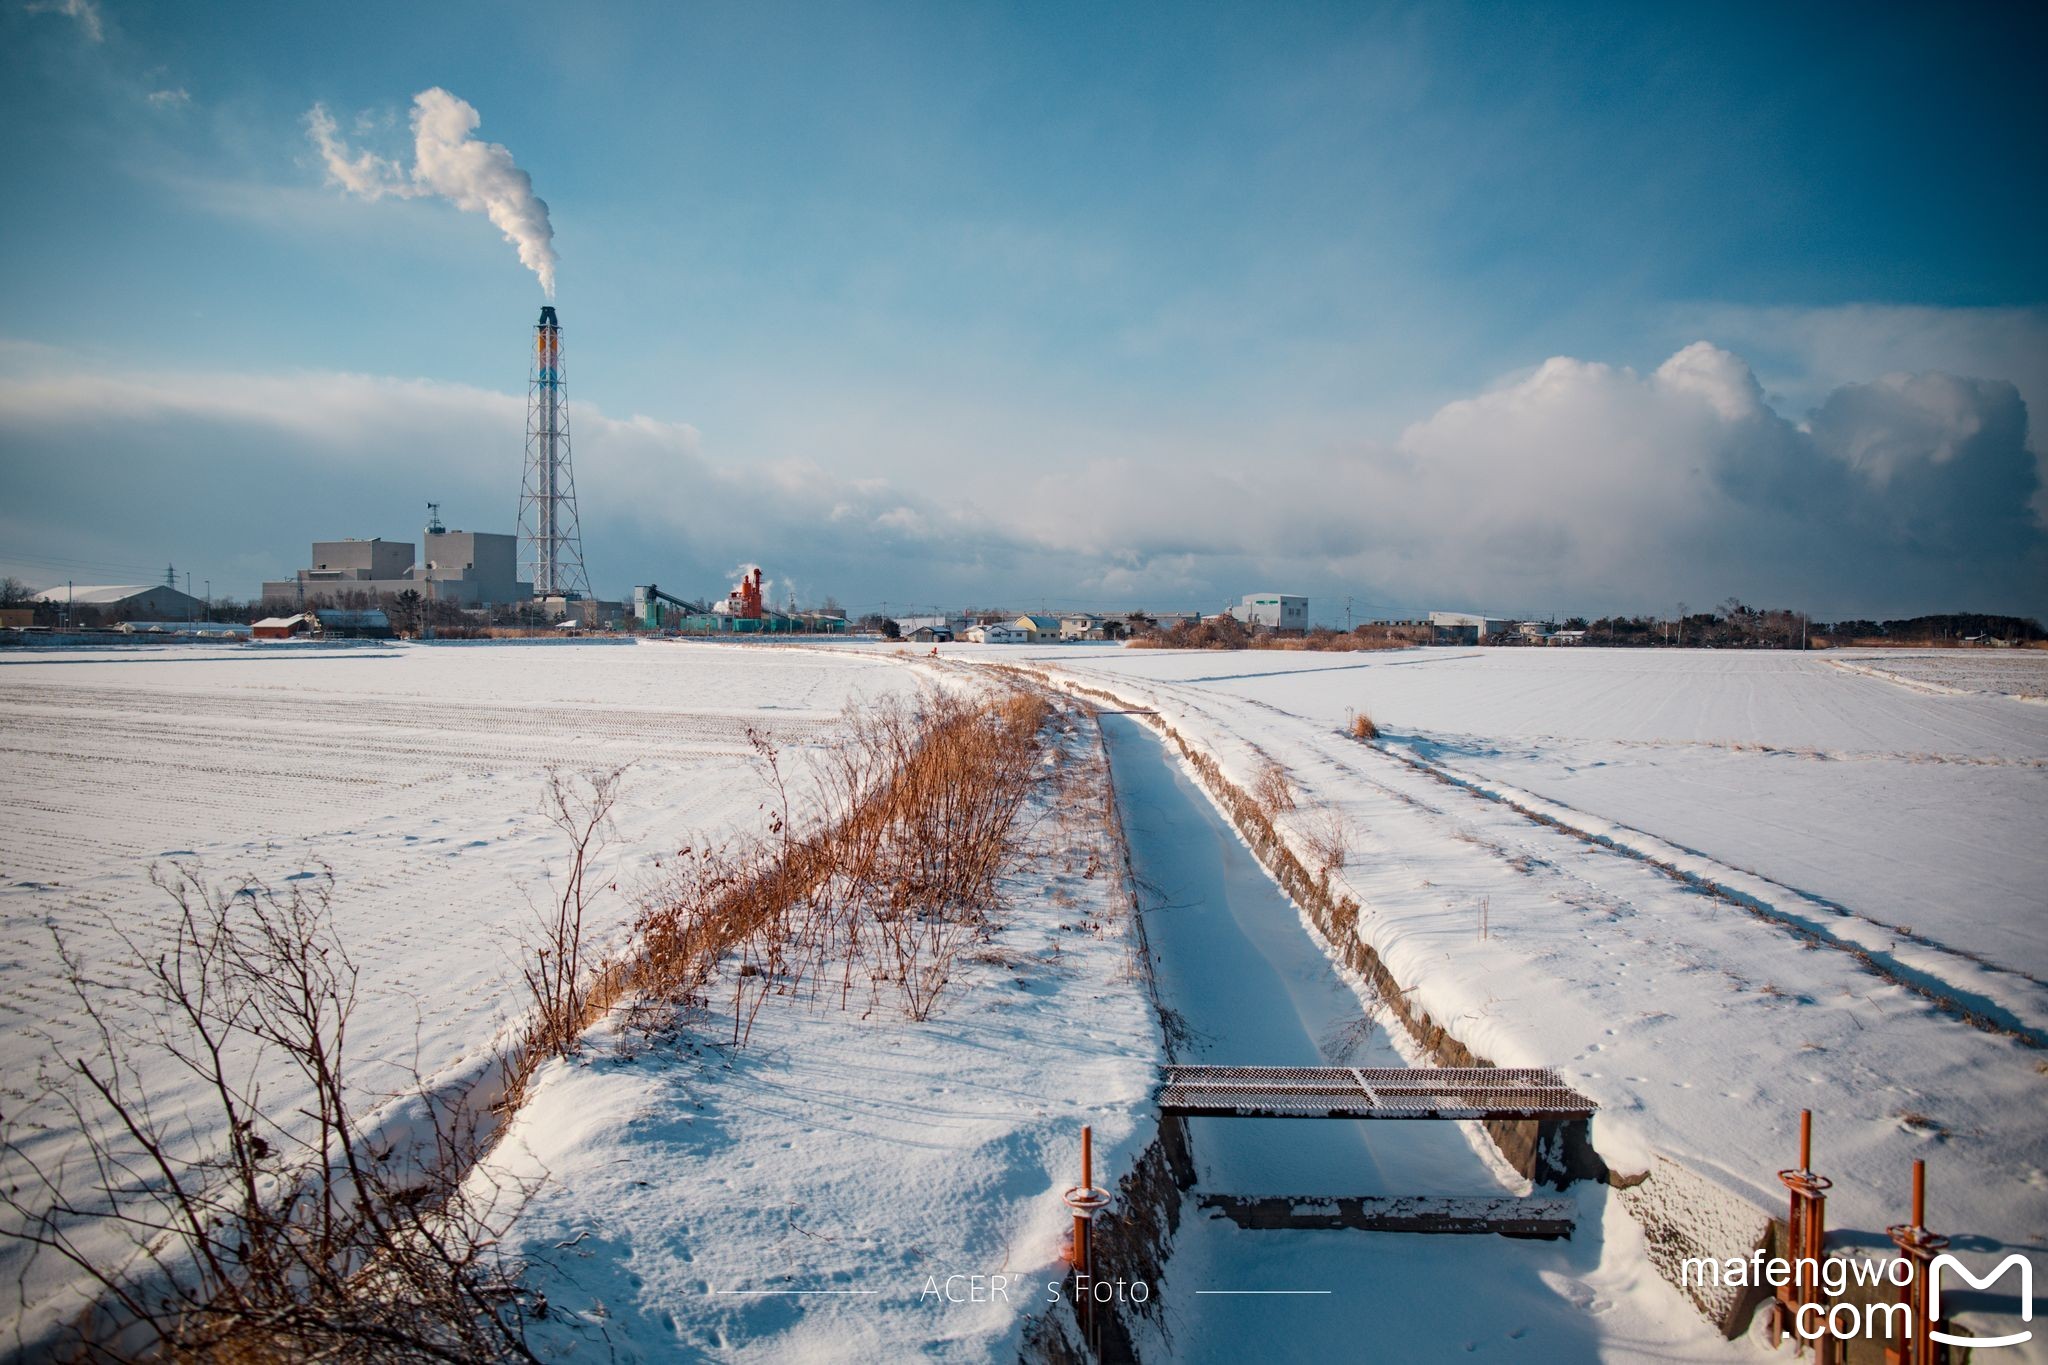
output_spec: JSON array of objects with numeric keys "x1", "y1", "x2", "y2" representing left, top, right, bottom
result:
[
  {"x1": 1098, "y1": 713, "x2": 1741, "y2": 1361},
  {"x1": 1102, "y1": 712, "x2": 1509, "y2": 1198}
]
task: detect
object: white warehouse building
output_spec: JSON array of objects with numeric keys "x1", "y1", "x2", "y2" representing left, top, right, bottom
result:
[
  {"x1": 1229, "y1": 593, "x2": 1307, "y2": 629},
  {"x1": 1428, "y1": 610, "x2": 1515, "y2": 643}
]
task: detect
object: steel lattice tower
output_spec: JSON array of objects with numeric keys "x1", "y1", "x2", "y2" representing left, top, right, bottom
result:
[{"x1": 517, "y1": 305, "x2": 591, "y2": 600}]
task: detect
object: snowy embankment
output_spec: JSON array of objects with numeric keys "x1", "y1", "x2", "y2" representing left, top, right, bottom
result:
[
  {"x1": 479, "y1": 694, "x2": 1159, "y2": 1361},
  {"x1": 0, "y1": 640, "x2": 920, "y2": 1354},
  {"x1": 948, "y1": 643, "x2": 2046, "y2": 1353}
]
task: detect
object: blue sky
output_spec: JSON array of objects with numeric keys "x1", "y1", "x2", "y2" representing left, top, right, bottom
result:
[{"x1": 3, "y1": 0, "x2": 2044, "y2": 619}]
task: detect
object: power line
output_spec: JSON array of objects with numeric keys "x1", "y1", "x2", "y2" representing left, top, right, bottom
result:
[{"x1": 0, "y1": 549, "x2": 175, "y2": 580}]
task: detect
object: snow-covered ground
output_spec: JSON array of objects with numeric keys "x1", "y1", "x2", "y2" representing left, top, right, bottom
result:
[
  {"x1": 0, "y1": 639, "x2": 919, "y2": 1353},
  {"x1": 485, "y1": 695, "x2": 1158, "y2": 1361},
  {"x1": 940, "y1": 642, "x2": 2046, "y2": 1355}
]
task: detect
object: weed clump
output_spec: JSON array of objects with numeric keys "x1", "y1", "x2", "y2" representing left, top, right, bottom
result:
[
  {"x1": 1251, "y1": 759, "x2": 1296, "y2": 816},
  {"x1": 632, "y1": 685, "x2": 1050, "y2": 1035}
]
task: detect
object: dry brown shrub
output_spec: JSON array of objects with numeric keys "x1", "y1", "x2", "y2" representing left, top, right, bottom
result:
[
  {"x1": 2, "y1": 872, "x2": 544, "y2": 1362},
  {"x1": 1350, "y1": 711, "x2": 1379, "y2": 741},
  {"x1": 1251, "y1": 758, "x2": 1296, "y2": 816},
  {"x1": 516, "y1": 765, "x2": 626, "y2": 1068},
  {"x1": 629, "y1": 683, "x2": 1050, "y2": 1036},
  {"x1": 1301, "y1": 806, "x2": 1349, "y2": 876}
]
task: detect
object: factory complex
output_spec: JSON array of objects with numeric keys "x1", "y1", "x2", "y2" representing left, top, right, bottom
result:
[{"x1": 11, "y1": 306, "x2": 1314, "y2": 644}]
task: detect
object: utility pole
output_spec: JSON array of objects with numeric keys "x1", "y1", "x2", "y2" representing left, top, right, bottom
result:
[
  {"x1": 1346, "y1": 595, "x2": 1354, "y2": 631},
  {"x1": 204, "y1": 580, "x2": 211, "y2": 621}
]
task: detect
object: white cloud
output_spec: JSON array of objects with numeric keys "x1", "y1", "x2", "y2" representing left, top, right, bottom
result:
[
  {"x1": 0, "y1": 343, "x2": 2039, "y2": 618},
  {"x1": 146, "y1": 87, "x2": 190, "y2": 109},
  {"x1": 1004, "y1": 341, "x2": 2041, "y2": 616},
  {"x1": 1674, "y1": 302, "x2": 2048, "y2": 520},
  {"x1": 0, "y1": 357, "x2": 1016, "y2": 604},
  {"x1": 24, "y1": 0, "x2": 102, "y2": 42}
]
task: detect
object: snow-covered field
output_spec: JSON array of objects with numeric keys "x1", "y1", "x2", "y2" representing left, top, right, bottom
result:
[
  {"x1": 950, "y1": 642, "x2": 2047, "y2": 1354},
  {"x1": 0, "y1": 639, "x2": 920, "y2": 1352},
  {"x1": 6, "y1": 637, "x2": 2043, "y2": 1359},
  {"x1": 1829, "y1": 648, "x2": 2048, "y2": 703},
  {"x1": 1038, "y1": 646, "x2": 2048, "y2": 985}
]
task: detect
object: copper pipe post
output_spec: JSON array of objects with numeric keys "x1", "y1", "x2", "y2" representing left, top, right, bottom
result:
[
  {"x1": 1886, "y1": 1160, "x2": 1950, "y2": 1365},
  {"x1": 1768, "y1": 1109, "x2": 1834, "y2": 1361},
  {"x1": 1062, "y1": 1124, "x2": 1112, "y2": 1354},
  {"x1": 1077, "y1": 1126, "x2": 1092, "y2": 1304}
]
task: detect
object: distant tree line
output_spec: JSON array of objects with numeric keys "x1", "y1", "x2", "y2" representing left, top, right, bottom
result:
[
  {"x1": 1550, "y1": 601, "x2": 2044, "y2": 649},
  {"x1": 1130, "y1": 618, "x2": 1429, "y2": 652},
  {"x1": 1809, "y1": 612, "x2": 2044, "y2": 645}
]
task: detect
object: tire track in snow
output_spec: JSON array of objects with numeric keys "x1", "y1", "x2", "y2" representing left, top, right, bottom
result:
[{"x1": 1365, "y1": 738, "x2": 2048, "y2": 1047}]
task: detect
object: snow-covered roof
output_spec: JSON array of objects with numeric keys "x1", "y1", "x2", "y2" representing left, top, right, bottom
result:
[
  {"x1": 254, "y1": 614, "x2": 313, "y2": 629},
  {"x1": 32, "y1": 584, "x2": 158, "y2": 605}
]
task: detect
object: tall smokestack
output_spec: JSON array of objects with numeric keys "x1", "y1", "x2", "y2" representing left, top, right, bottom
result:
[{"x1": 516, "y1": 305, "x2": 590, "y2": 600}]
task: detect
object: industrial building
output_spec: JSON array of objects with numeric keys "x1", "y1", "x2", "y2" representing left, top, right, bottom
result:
[
  {"x1": 1428, "y1": 610, "x2": 1515, "y2": 643},
  {"x1": 420, "y1": 518, "x2": 527, "y2": 606},
  {"x1": 261, "y1": 537, "x2": 412, "y2": 603},
  {"x1": 1229, "y1": 593, "x2": 1308, "y2": 629},
  {"x1": 631, "y1": 577, "x2": 846, "y2": 634},
  {"x1": 315, "y1": 608, "x2": 394, "y2": 639},
  {"x1": 261, "y1": 511, "x2": 532, "y2": 609},
  {"x1": 31, "y1": 583, "x2": 205, "y2": 620}
]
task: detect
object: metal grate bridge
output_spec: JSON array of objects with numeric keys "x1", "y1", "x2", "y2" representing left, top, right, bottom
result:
[{"x1": 1157, "y1": 1065, "x2": 1597, "y2": 1121}]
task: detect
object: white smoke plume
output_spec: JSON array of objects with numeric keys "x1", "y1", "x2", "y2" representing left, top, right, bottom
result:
[{"x1": 307, "y1": 88, "x2": 558, "y2": 297}]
